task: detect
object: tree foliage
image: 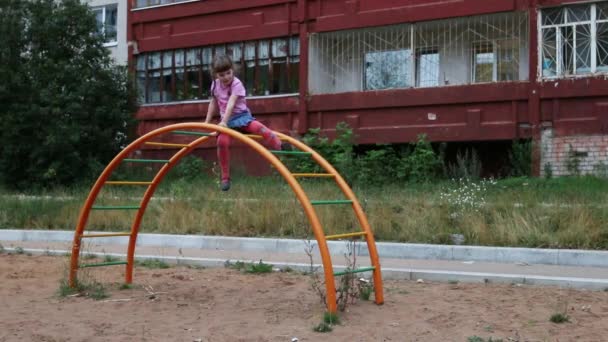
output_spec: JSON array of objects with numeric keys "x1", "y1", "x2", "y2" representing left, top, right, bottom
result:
[{"x1": 0, "y1": 0, "x2": 137, "y2": 189}]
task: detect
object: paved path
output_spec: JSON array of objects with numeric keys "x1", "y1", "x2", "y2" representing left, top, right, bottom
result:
[{"x1": 3, "y1": 237, "x2": 608, "y2": 290}]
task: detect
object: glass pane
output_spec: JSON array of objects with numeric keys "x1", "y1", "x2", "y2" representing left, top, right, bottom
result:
[
  {"x1": 272, "y1": 38, "x2": 287, "y2": 58},
  {"x1": 575, "y1": 25, "x2": 591, "y2": 74},
  {"x1": 186, "y1": 48, "x2": 200, "y2": 66},
  {"x1": 175, "y1": 49, "x2": 185, "y2": 67},
  {"x1": 148, "y1": 70, "x2": 161, "y2": 103},
  {"x1": 227, "y1": 43, "x2": 242, "y2": 61},
  {"x1": 289, "y1": 36, "x2": 300, "y2": 57},
  {"x1": 105, "y1": 5, "x2": 117, "y2": 42},
  {"x1": 136, "y1": 55, "x2": 146, "y2": 71},
  {"x1": 474, "y1": 43, "x2": 494, "y2": 83},
  {"x1": 271, "y1": 58, "x2": 288, "y2": 93},
  {"x1": 148, "y1": 52, "x2": 161, "y2": 69},
  {"x1": 256, "y1": 60, "x2": 270, "y2": 95},
  {"x1": 365, "y1": 49, "x2": 411, "y2": 90},
  {"x1": 259, "y1": 40, "x2": 270, "y2": 59},
  {"x1": 162, "y1": 68, "x2": 173, "y2": 102},
  {"x1": 175, "y1": 67, "x2": 185, "y2": 100},
  {"x1": 94, "y1": 8, "x2": 103, "y2": 33},
  {"x1": 542, "y1": 7, "x2": 564, "y2": 26},
  {"x1": 136, "y1": 0, "x2": 147, "y2": 8},
  {"x1": 597, "y1": 22, "x2": 608, "y2": 70},
  {"x1": 244, "y1": 61, "x2": 255, "y2": 96},
  {"x1": 202, "y1": 66, "x2": 212, "y2": 98},
  {"x1": 186, "y1": 67, "x2": 200, "y2": 100},
  {"x1": 289, "y1": 58, "x2": 299, "y2": 93},
  {"x1": 244, "y1": 42, "x2": 256, "y2": 60},
  {"x1": 136, "y1": 71, "x2": 146, "y2": 103},
  {"x1": 598, "y1": 3, "x2": 608, "y2": 20},
  {"x1": 560, "y1": 26, "x2": 574, "y2": 75},
  {"x1": 202, "y1": 48, "x2": 212, "y2": 64},
  {"x1": 416, "y1": 49, "x2": 439, "y2": 87},
  {"x1": 214, "y1": 45, "x2": 225, "y2": 56},
  {"x1": 566, "y1": 4, "x2": 590, "y2": 23},
  {"x1": 497, "y1": 40, "x2": 519, "y2": 81},
  {"x1": 162, "y1": 51, "x2": 173, "y2": 68},
  {"x1": 542, "y1": 28, "x2": 557, "y2": 77}
]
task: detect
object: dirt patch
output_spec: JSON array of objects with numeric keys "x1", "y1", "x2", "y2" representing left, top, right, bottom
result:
[{"x1": 1, "y1": 254, "x2": 608, "y2": 341}]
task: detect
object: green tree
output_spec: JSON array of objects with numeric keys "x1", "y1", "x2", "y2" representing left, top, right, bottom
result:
[{"x1": 0, "y1": 0, "x2": 137, "y2": 189}]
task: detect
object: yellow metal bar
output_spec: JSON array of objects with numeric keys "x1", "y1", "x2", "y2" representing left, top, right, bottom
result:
[
  {"x1": 105, "y1": 181, "x2": 153, "y2": 185},
  {"x1": 81, "y1": 233, "x2": 131, "y2": 238},
  {"x1": 325, "y1": 231, "x2": 367, "y2": 240},
  {"x1": 292, "y1": 173, "x2": 334, "y2": 178},
  {"x1": 244, "y1": 134, "x2": 286, "y2": 141},
  {"x1": 145, "y1": 141, "x2": 189, "y2": 148}
]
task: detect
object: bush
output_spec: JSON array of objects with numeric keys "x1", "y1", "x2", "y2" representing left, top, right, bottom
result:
[{"x1": 0, "y1": 0, "x2": 138, "y2": 189}]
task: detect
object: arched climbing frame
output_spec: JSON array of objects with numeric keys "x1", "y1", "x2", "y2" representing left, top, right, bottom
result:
[{"x1": 69, "y1": 123, "x2": 384, "y2": 313}]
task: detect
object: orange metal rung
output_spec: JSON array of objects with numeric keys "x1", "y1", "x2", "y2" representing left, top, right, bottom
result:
[{"x1": 325, "y1": 231, "x2": 367, "y2": 240}]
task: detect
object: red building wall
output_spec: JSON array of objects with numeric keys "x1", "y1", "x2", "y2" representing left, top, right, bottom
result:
[{"x1": 129, "y1": 0, "x2": 608, "y2": 173}]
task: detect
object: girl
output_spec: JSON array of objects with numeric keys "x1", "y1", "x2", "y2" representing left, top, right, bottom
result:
[{"x1": 204, "y1": 54, "x2": 287, "y2": 191}]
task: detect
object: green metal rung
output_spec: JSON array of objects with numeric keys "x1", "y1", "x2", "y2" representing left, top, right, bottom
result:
[
  {"x1": 310, "y1": 200, "x2": 353, "y2": 205},
  {"x1": 79, "y1": 261, "x2": 127, "y2": 268},
  {"x1": 172, "y1": 130, "x2": 214, "y2": 136},
  {"x1": 333, "y1": 266, "x2": 376, "y2": 277},
  {"x1": 92, "y1": 205, "x2": 140, "y2": 210},
  {"x1": 123, "y1": 158, "x2": 170, "y2": 163},
  {"x1": 270, "y1": 150, "x2": 312, "y2": 155}
]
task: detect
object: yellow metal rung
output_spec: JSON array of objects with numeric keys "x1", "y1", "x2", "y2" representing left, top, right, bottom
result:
[
  {"x1": 325, "y1": 231, "x2": 368, "y2": 240},
  {"x1": 105, "y1": 181, "x2": 153, "y2": 185},
  {"x1": 292, "y1": 173, "x2": 334, "y2": 178},
  {"x1": 244, "y1": 134, "x2": 286, "y2": 141},
  {"x1": 145, "y1": 141, "x2": 189, "y2": 148},
  {"x1": 81, "y1": 233, "x2": 131, "y2": 238}
]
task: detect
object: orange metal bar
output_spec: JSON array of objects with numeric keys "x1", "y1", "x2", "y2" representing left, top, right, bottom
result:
[
  {"x1": 276, "y1": 132, "x2": 385, "y2": 307},
  {"x1": 71, "y1": 123, "x2": 382, "y2": 313},
  {"x1": 291, "y1": 173, "x2": 334, "y2": 178},
  {"x1": 144, "y1": 141, "x2": 189, "y2": 148},
  {"x1": 125, "y1": 134, "x2": 211, "y2": 283},
  {"x1": 325, "y1": 231, "x2": 367, "y2": 240}
]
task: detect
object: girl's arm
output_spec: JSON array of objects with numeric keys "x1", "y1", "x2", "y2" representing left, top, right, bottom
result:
[
  {"x1": 219, "y1": 94, "x2": 239, "y2": 127},
  {"x1": 204, "y1": 97, "x2": 218, "y2": 123}
]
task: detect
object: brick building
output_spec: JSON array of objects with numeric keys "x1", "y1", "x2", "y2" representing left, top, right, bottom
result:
[{"x1": 128, "y1": 0, "x2": 608, "y2": 176}]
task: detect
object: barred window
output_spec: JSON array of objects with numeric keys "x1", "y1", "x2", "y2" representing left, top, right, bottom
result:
[
  {"x1": 136, "y1": 37, "x2": 300, "y2": 104},
  {"x1": 541, "y1": 1, "x2": 608, "y2": 78},
  {"x1": 309, "y1": 12, "x2": 528, "y2": 94}
]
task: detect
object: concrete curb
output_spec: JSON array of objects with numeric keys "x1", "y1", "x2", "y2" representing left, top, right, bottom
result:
[
  {"x1": 7, "y1": 246, "x2": 608, "y2": 290},
  {"x1": 2, "y1": 229, "x2": 608, "y2": 267}
]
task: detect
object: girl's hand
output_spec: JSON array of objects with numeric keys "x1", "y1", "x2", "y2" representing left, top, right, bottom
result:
[{"x1": 218, "y1": 121, "x2": 228, "y2": 128}]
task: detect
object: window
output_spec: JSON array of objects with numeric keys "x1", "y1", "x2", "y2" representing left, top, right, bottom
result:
[
  {"x1": 309, "y1": 12, "x2": 528, "y2": 94},
  {"x1": 93, "y1": 4, "x2": 117, "y2": 46},
  {"x1": 365, "y1": 49, "x2": 412, "y2": 90},
  {"x1": 416, "y1": 48, "x2": 440, "y2": 87},
  {"x1": 541, "y1": 2, "x2": 608, "y2": 77},
  {"x1": 136, "y1": 37, "x2": 300, "y2": 104}
]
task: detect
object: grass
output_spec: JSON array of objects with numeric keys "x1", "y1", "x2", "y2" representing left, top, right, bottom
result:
[
  {"x1": 136, "y1": 259, "x2": 170, "y2": 269},
  {"x1": 58, "y1": 277, "x2": 109, "y2": 300},
  {"x1": 2, "y1": 176, "x2": 608, "y2": 249},
  {"x1": 225, "y1": 260, "x2": 273, "y2": 274},
  {"x1": 550, "y1": 313, "x2": 570, "y2": 323}
]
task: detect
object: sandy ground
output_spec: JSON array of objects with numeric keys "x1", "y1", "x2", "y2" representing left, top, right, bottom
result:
[{"x1": 1, "y1": 254, "x2": 608, "y2": 342}]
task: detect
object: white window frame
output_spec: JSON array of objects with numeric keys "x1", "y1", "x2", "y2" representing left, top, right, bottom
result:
[
  {"x1": 93, "y1": 4, "x2": 118, "y2": 47},
  {"x1": 539, "y1": 2, "x2": 608, "y2": 79}
]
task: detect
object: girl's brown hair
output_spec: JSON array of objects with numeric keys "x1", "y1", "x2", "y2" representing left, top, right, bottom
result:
[{"x1": 211, "y1": 54, "x2": 233, "y2": 75}]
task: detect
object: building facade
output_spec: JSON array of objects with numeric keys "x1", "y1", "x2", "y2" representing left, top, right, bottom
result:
[{"x1": 128, "y1": 0, "x2": 608, "y2": 176}]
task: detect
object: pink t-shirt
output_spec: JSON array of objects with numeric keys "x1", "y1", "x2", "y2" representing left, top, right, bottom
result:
[{"x1": 211, "y1": 77, "x2": 248, "y2": 119}]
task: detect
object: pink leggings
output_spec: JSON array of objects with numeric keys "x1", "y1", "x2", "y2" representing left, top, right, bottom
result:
[{"x1": 217, "y1": 120, "x2": 281, "y2": 181}]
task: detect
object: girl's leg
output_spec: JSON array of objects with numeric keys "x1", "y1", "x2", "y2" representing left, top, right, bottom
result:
[
  {"x1": 216, "y1": 133, "x2": 231, "y2": 183},
  {"x1": 242, "y1": 120, "x2": 282, "y2": 150}
]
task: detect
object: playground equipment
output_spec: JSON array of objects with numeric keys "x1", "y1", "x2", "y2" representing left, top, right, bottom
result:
[{"x1": 69, "y1": 123, "x2": 383, "y2": 313}]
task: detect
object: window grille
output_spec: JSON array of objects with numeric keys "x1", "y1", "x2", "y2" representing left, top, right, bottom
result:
[
  {"x1": 540, "y1": 1, "x2": 608, "y2": 78},
  {"x1": 309, "y1": 12, "x2": 529, "y2": 94}
]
